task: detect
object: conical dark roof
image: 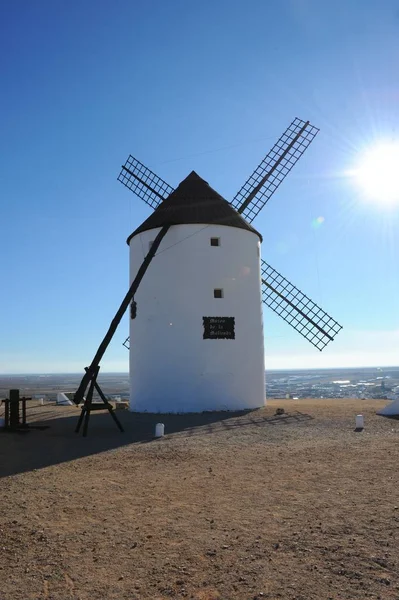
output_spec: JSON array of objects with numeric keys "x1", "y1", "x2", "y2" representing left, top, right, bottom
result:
[{"x1": 127, "y1": 171, "x2": 262, "y2": 244}]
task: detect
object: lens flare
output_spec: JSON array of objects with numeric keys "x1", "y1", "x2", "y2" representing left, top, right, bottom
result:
[{"x1": 311, "y1": 216, "x2": 325, "y2": 229}]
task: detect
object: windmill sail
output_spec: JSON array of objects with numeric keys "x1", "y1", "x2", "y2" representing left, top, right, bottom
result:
[
  {"x1": 119, "y1": 119, "x2": 343, "y2": 354},
  {"x1": 261, "y1": 260, "x2": 342, "y2": 351},
  {"x1": 118, "y1": 155, "x2": 175, "y2": 209},
  {"x1": 231, "y1": 118, "x2": 319, "y2": 223},
  {"x1": 124, "y1": 260, "x2": 342, "y2": 353}
]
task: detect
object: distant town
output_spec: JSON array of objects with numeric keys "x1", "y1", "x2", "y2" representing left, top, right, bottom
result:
[
  {"x1": 0, "y1": 366, "x2": 398, "y2": 404},
  {"x1": 266, "y1": 366, "x2": 399, "y2": 401}
]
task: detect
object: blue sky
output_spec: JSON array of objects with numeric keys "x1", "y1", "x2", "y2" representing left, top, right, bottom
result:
[{"x1": 1, "y1": 0, "x2": 399, "y2": 374}]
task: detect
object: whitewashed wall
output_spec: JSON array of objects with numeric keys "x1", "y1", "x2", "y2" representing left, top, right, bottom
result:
[{"x1": 128, "y1": 223, "x2": 265, "y2": 413}]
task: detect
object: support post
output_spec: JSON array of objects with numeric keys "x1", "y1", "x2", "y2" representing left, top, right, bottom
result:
[
  {"x1": 9, "y1": 389, "x2": 20, "y2": 430},
  {"x1": 4, "y1": 399, "x2": 9, "y2": 428},
  {"x1": 73, "y1": 224, "x2": 170, "y2": 407},
  {"x1": 82, "y1": 369, "x2": 97, "y2": 437},
  {"x1": 21, "y1": 398, "x2": 27, "y2": 427},
  {"x1": 75, "y1": 366, "x2": 124, "y2": 436}
]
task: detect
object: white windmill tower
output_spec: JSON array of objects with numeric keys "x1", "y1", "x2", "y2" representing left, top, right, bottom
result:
[
  {"x1": 118, "y1": 118, "x2": 343, "y2": 413},
  {"x1": 127, "y1": 171, "x2": 265, "y2": 412},
  {"x1": 73, "y1": 119, "x2": 342, "y2": 430}
]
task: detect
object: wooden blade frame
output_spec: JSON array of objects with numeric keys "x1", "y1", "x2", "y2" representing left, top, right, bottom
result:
[
  {"x1": 231, "y1": 118, "x2": 319, "y2": 223},
  {"x1": 117, "y1": 155, "x2": 175, "y2": 209},
  {"x1": 261, "y1": 260, "x2": 342, "y2": 351}
]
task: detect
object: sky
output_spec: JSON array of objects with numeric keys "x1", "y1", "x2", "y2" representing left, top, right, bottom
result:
[{"x1": 1, "y1": 0, "x2": 399, "y2": 374}]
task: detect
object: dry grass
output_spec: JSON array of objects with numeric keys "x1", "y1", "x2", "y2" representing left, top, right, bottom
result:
[{"x1": 0, "y1": 398, "x2": 398, "y2": 599}]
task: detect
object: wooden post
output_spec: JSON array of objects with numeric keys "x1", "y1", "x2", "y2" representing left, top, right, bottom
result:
[
  {"x1": 82, "y1": 369, "x2": 97, "y2": 437},
  {"x1": 9, "y1": 389, "x2": 20, "y2": 430},
  {"x1": 21, "y1": 398, "x2": 27, "y2": 427},
  {"x1": 4, "y1": 399, "x2": 9, "y2": 428},
  {"x1": 73, "y1": 224, "x2": 170, "y2": 406}
]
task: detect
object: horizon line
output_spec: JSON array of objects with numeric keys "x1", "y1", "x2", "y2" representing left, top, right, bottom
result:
[{"x1": 1, "y1": 364, "x2": 398, "y2": 377}]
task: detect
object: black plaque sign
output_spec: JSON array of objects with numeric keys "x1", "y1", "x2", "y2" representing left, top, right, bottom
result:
[{"x1": 203, "y1": 317, "x2": 235, "y2": 340}]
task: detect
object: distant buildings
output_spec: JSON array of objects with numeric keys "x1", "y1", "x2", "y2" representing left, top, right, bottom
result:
[{"x1": 266, "y1": 368, "x2": 399, "y2": 400}]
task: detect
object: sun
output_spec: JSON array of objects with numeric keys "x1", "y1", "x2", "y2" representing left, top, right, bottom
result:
[{"x1": 352, "y1": 142, "x2": 399, "y2": 206}]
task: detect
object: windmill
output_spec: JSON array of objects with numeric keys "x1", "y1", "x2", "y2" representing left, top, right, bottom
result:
[{"x1": 73, "y1": 118, "x2": 342, "y2": 425}]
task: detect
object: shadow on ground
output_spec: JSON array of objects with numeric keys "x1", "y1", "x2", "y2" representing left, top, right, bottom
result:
[{"x1": 0, "y1": 403, "x2": 313, "y2": 478}]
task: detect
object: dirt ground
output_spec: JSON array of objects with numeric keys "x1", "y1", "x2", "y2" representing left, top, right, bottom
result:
[{"x1": 0, "y1": 398, "x2": 398, "y2": 600}]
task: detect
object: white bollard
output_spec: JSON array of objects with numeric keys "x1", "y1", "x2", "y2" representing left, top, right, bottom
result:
[
  {"x1": 155, "y1": 423, "x2": 165, "y2": 438},
  {"x1": 356, "y1": 414, "x2": 364, "y2": 429}
]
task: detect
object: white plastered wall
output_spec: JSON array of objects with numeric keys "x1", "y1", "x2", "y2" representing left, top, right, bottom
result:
[{"x1": 128, "y1": 223, "x2": 265, "y2": 413}]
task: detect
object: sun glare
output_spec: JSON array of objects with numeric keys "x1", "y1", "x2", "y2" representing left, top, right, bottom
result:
[{"x1": 353, "y1": 142, "x2": 399, "y2": 206}]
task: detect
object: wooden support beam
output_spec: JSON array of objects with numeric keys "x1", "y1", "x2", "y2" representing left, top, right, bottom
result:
[
  {"x1": 73, "y1": 224, "x2": 170, "y2": 407},
  {"x1": 9, "y1": 389, "x2": 20, "y2": 429},
  {"x1": 75, "y1": 366, "x2": 125, "y2": 436}
]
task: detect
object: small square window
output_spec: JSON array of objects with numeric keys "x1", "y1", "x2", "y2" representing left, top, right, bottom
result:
[
  {"x1": 214, "y1": 288, "x2": 223, "y2": 299},
  {"x1": 210, "y1": 237, "x2": 220, "y2": 247}
]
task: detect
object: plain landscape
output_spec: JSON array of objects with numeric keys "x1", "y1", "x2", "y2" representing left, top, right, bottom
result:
[
  {"x1": 1, "y1": 366, "x2": 399, "y2": 402},
  {"x1": 0, "y1": 381, "x2": 398, "y2": 599}
]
